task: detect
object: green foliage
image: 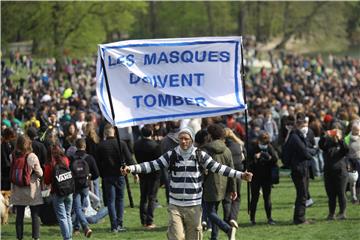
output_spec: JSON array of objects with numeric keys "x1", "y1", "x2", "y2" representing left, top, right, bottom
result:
[
  {"x1": 1, "y1": 176, "x2": 359, "y2": 239},
  {"x1": 1, "y1": 1, "x2": 359, "y2": 59}
]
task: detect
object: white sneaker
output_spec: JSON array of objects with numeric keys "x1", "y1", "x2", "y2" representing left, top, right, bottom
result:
[
  {"x1": 229, "y1": 219, "x2": 239, "y2": 229},
  {"x1": 201, "y1": 221, "x2": 207, "y2": 231},
  {"x1": 227, "y1": 227, "x2": 236, "y2": 240},
  {"x1": 306, "y1": 198, "x2": 314, "y2": 207}
]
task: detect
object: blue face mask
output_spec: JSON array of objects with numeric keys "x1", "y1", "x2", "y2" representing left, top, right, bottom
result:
[{"x1": 258, "y1": 144, "x2": 268, "y2": 150}]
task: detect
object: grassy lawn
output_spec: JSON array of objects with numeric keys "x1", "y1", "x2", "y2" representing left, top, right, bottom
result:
[{"x1": 1, "y1": 174, "x2": 359, "y2": 240}]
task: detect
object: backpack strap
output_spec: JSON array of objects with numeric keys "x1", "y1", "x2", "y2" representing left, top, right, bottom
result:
[{"x1": 168, "y1": 150, "x2": 178, "y2": 176}]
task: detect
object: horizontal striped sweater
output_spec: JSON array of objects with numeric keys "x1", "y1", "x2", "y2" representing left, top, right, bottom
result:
[{"x1": 129, "y1": 146, "x2": 243, "y2": 207}]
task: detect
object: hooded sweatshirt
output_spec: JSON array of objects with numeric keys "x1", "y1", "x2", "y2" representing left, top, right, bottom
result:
[{"x1": 202, "y1": 140, "x2": 236, "y2": 202}]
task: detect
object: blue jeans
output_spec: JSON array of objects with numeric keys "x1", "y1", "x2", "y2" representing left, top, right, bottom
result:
[
  {"x1": 206, "y1": 201, "x2": 231, "y2": 240},
  {"x1": 53, "y1": 194, "x2": 73, "y2": 240},
  {"x1": 73, "y1": 187, "x2": 90, "y2": 231},
  {"x1": 312, "y1": 150, "x2": 324, "y2": 177},
  {"x1": 92, "y1": 178, "x2": 101, "y2": 207},
  {"x1": 87, "y1": 208, "x2": 108, "y2": 224},
  {"x1": 103, "y1": 176, "x2": 125, "y2": 230}
]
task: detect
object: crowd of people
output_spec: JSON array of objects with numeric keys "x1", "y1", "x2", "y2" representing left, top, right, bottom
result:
[{"x1": 1, "y1": 49, "x2": 359, "y2": 240}]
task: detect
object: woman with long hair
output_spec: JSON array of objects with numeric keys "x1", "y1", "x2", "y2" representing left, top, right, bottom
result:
[
  {"x1": 44, "y1": 144, "x2": 74, "y2": 240},
  {"x1": 84, "y1": 122, "x2": 99, "y2": 157},
  {"x1": 63, "y1": 122, "x2": 78, "y2": 151},
  {"x1": 10, "y1": 135, "x2": 43, "y2": 240}
]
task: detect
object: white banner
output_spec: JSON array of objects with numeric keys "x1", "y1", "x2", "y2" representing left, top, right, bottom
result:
[{"x1": 96, "y1": 36, "x2": 246, "y2": 127}]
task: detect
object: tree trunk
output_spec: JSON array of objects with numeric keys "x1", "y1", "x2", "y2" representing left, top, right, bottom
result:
[
  {"x1": 255, "y1": 2, "x2": 261, "y2": 42},
  {"x1": 275, "y1": 2, "x2": 327, "y2": 49},
  {"x1": 149, "y1": 2, "x2": 157, "y2": 38},
  {"x1": 238, "y1": 2, "x2": 246, "y2": 36},
  {"x1": 52, "y1": 3, "x2": 62, "y2": 77},
  {"x1": 204, "y1": 2, "x2": 214, "y2": 35}
]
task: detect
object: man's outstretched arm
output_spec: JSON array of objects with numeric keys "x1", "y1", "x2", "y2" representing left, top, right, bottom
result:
[
  {"x1": 201, "y1": 151, "x2": 253, "y2": 182},
  {"x1": 121, "y1": 150, "x2": 171, "y2": 175}
]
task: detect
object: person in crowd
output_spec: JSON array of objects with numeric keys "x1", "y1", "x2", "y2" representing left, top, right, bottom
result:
[
  {"x1": 84, "y1": 122, "x2": 101, "y2": 201},
  {"x1": 345, "y1": 120, "x2": 360, "y2": 203},
  {"x1": 71, "y1": 138, "x2": 98, "y2": 237},
  {"x1": 194, "y1": 129, "x2": 212, "y2": 231},
  {"x1": 75, "y1": 111, "x2": 86, "y2": 137},
  {"x1": 122, "y1": 127, "x2": 253, "y2": 240},
  {"x1": 305, "y1": 117, "x2": 316, "y2": 208},
  {"x1": 84, "y1": 122, "x2": 99, "y2": 158},
  {"x1": 222, "y1": 128, "x2": 245, "y2": 228},
  {"x1": 133, "y1": 125, "x2": 162, "y2": 229},
  {"x1": 248, "y1": 131, "x2": 278, "y2": 225},
  {"x1": 1, "y1": 127, "x2": 16, "y2": 191},
  {"x1": 63, "y1": 122, "x2": 78, "y2": 151},
  {"x1": 202, "y1": 124, "x2": 239, "y2": 240},
  {"x1": 279, "y1": 115, "x2": 295, "y2": 168},
  {"x1": 96, "y1": 124, "x2": 137, "y2": 232},
  {"x1": 10, "y1": 135, "x2": 43, "y2": 240},
  {"x1": 319, "y1": 122, "x2": 349, "y2": 220},
  {"x1": 152, "y1": 122, "x2": 167, "y2": 143},
  {"x1": 44, "y1": 145, "x2": 74, "y2": 240},
  {"x1": 72, "y1": 196, "x2": 108, "y2": 226},
  {"x1": 283, "y1": 113, "x2": 317, "y2": 224},
  {"x1": 26, "y1": 127, "x2": 47, "y2": 169},
  {"x1": 262, "y1": 110, "x2": 279, "y2": 144}
]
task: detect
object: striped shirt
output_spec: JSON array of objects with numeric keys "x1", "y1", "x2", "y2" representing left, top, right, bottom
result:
[{"x1": 129, "y1": 146, "x2": 243, "y2": 207}]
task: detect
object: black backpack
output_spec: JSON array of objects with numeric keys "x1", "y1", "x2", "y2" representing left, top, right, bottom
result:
[
  {"x1": 53, "y1": 164, "x2": 74, "y2": 197},
  {"x1": 71, "y1": 154, "x2": 90, "y2": 190}
]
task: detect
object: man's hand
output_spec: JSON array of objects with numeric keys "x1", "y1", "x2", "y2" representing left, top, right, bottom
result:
[
  {"x1": 120, "y1": 166, "x2": 131, "y2": 176},
  {"x1": 230, "y1": 191, "x2": 238, "y2": 201},
  {"x1": 241, "y1": 170, "x2": 253, "y2": 182},
  {"x1": 133, "y1": 174, "x2": 139, "y2": 183}
]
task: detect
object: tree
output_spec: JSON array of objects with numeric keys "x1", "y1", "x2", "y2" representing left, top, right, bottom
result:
[{"x1": 275, "y1": 2, "x2": 328, "y2": 49}]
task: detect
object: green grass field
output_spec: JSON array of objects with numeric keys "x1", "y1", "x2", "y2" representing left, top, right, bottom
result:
[{"x1": 1, "y1": 174, "x2": 359, "y2": 240}]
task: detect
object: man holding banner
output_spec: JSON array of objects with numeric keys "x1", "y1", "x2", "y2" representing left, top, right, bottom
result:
[
  {"x1": 97, "y1": 36, "x2": 251, "y2": 239},
  {"x1": 121, "y1": 127, "x2": 253, "y2": 240}
]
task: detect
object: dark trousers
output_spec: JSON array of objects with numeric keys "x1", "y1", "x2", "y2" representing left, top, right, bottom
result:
[
  {"x1": 206, "y1": 201, "x2": 231, "y2": 240},
  {"x1": 139, "y1": 175, "x2": 160, "y2": 225},
  {"x1": 291, "y1": 169, "x2": 309, "y2": 223},
  {"x1": 15, "y1": 205, "x2": 41, "y2": 240},
  {"x1": 324, "y1": 171, "x2": 347, "y2": 215},
  {"x1": 222, "y1": 178, "x2": 241, "y2": 223},
  {"x1": 104, "y1": 176, "x2": 125, "y2": 230},
  {"x1": 250, "y1": 180, "x2": 272, "y2": 221}
]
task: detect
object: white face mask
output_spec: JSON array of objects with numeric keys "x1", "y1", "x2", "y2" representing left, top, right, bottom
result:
[
  {"x1": 286, "y1": 125, "x2": 293, "y2": 131},
  {"x1": 258, "y1": 144, "x2": 268, "y2": 150},
  {"x1": 300, "y1": 127, "x2": 308, "y2": 136}
]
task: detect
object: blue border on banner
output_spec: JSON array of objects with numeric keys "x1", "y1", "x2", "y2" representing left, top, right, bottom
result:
[{"x1": 99, "y1": 39, "x2": 245, "y2": 126}]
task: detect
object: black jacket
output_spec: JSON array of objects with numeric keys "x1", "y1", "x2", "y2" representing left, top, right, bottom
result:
[
  {"x1": 134, "y1": 138, "x2": 162, "y2": 179},
  {"x1": 32, "y1": 139, "x2": 47, "y2": 168},
  {"x1": 72, "y1": 150, "x2": 100, "y2": 180},
  {"x1": 96, "y1": 137, "x2": 135, "y2": 177},
  {"x1": 248, "y1": 143, "x2": 278, "y2": 181},
  {"x1": 85, "y1": 137, "x2": 98, "y2": 159},
  {"x1": 283, "y1": 129, "x2": 315, "y2": 174},
  {"x1": 319, "y1": 135, "x2": 348, "y2": 174}
]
